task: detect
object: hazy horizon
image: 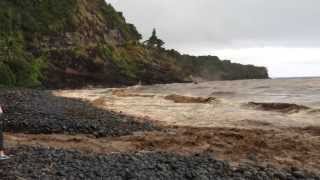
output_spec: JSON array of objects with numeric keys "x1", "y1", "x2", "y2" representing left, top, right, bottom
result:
[{"x1": 108, "y1": 0, "x2": 320, "y2": 78}]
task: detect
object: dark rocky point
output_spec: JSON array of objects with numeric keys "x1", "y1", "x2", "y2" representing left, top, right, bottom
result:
[{"x1": 0, "y1": 90, "x2": 159, "y2": 137}]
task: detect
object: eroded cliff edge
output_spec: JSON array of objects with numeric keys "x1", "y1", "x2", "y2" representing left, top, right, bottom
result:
[{"x1": 0, "y1": 0, "x2": 268, "y2": 88}]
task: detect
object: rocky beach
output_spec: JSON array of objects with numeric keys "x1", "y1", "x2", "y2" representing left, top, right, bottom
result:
[
  {"x1": 0, "y1": 78, "x2": 319, "y2": 179},
  {"x1": 1, "y1": 0, "x2": 319, "y2": 179}
]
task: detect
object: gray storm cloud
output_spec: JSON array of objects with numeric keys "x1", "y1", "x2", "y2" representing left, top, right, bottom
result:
[
  {"x1": 108, "y1": 0, "x2": 320, "y2": 77},
  {"x1": 108, "y1": 0, "x2": 320, "y2": 48}
]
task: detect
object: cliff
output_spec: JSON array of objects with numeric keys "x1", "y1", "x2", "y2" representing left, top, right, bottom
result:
[{"x1": 0, "y1": 0, "x2": 268, "y2": 88}]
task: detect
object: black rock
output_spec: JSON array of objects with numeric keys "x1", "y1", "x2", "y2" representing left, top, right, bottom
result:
[
  {"x1": 0, "y1": 90, "x2": 159, "y2": 137},
  {"x1": 1, "y1": 146, "x2": 319, "y2": 180}
]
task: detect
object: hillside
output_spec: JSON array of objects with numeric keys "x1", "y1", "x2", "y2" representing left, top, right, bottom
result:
[{"x1": 0, "y1": 0, "x2": 268, "y2": 88}]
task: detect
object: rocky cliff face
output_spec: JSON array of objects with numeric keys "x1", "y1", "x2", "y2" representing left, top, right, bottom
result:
[
  {"x1": 0, "y1": 0, "x2": 268, "y2": 88},
  {"x1": 174, "y1": 54, "x2": 268, "y2": 81}
]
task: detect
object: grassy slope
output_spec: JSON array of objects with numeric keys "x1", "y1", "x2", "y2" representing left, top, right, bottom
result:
[{"x1": 0, "y1": 0, "x2": 268, "y2": 88}]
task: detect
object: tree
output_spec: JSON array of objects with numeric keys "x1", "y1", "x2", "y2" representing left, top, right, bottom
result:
[{"x1": 144, "y1": 28, "x2": 165, "y2": 48}]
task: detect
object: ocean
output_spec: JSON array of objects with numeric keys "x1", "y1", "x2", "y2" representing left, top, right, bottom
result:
[{"x1": 57, "y1": 77, "x2": 320, "y2": 129}]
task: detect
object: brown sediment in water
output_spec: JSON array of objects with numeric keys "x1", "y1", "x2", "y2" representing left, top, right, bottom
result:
[
  {"x1": 91, "y1": 97, "x2": 107, "y2": 106},
  {"x1": 164, "y1": 94, "x2": 216, "y2": 104},
  {"x1": 295, "y1": 126, "x2": 320, "y2": 136},
  {"x1": 32, "y1": 78, "x2": 320, "y2": 173},
  {"x1": 56, "y1": 78, "x2": 320, "y2": 129},
  {"x1": 308, "y1": 109, "x2": 320, "y2": 114},
  {"x1": 112, "y1": 89, "x2": 155, "y2": 98},
  {"x1": 210, "y1": 91, "x2": 235, "y2": 96},
  {"x1": 246, "y1": 102, "x2": 310, "y2": 113},
  {"x1": 6, "y1": 126, "x2": 320, "y2": 172}
]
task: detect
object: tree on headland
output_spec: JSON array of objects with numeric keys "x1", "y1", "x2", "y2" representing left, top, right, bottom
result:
[{"x1": 144, "y1": 28, "x2": 165, "y2": 48}]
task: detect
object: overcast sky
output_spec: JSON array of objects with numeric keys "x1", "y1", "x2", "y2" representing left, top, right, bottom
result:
[{"x1": 108, "y1": 0, "x2": 320, "y2": 77}]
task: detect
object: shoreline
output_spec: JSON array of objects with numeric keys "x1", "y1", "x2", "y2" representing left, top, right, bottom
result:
[{"x1": 0, "y1": 82, "x2": 319, "y2": 179}]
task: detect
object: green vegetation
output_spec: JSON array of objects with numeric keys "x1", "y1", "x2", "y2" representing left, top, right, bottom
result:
[
  {"x1": 0, "y1": 0, "x2": 74, "y2": 87},
  {"x1": 0, "y1": 0, "x2": 268, "y2": 88},
  {"x1": 99, "y1": 2, "x2": 141, "y2": 41},
  {"x1": 0, "y1": 0, "x2": 77, "y2": 33},
  {"x1": 0, "y1": 32, "x2": 46, "y2": 87}
]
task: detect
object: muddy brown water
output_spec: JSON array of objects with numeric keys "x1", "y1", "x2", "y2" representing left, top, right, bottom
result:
[
  {"x1": 56, "y1": 77, "x2": 320, "y2": 129},
  {"x1": 6, "y1": 77, "x2": 320, "y2": 173}
]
